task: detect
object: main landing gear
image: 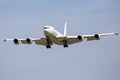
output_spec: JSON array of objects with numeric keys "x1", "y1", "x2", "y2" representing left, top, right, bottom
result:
[
  {"x1": 46, "y1": 45, "x2": 51, "y2": 48},
  {"x1": 63, "y1": 44, "x2": 68, "y2": 48},
  {"x1": 63, "y1": 40, "x2": 68, "y2": 48},
  {"x1": 45, "y1": 36, "x2": 52, "y2": 49}
]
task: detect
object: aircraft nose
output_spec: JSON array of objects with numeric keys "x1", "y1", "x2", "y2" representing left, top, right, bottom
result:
[
  {"x1": 44, "y1": 28, "x2": 49, "y2": 33},
  {"x1": 44, "y1": 26, "x2": 50, "y2": 29},
  {"x1": 44, "y1": 27, "x2": 47, "y2": 29}
]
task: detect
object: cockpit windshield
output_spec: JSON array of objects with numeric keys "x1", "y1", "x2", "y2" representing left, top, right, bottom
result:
[
  {"x1": 44, "y1": 26, "x2": 50, "y2": 29},
  {"x1": 44, "y1": 26, "x2": 54, "y2": 29},
  {"x1": 44, "y1": 27, "x2": 48, "y2": 29}
]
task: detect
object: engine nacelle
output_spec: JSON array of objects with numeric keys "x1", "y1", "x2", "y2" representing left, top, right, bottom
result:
[
  {"x1": 26, "y1": 38, "x2": 32, "y2": 44},
  {"x1": 77, "y1": 35, "x2": 83, "y2": 41},
  {"x1": 94, "y1": 34, "x2": 100, "y2": 40},
  {"x1": 13, "y1": 38, "x2": 20, "y2": 45}
]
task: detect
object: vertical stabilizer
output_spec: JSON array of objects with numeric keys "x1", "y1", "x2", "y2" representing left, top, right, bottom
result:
[{"x1": 64, "y1": 21, "x2": 67, "y2": 36}]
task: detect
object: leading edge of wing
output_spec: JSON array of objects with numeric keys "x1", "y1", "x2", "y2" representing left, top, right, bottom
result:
[
  {"x1": 82, "y1": 32, "x2": 118, "y2": 41},
  {"x1": 56, "y1": 32, "x2": 118, "y2": 44},
  {"x1": 4, "y1": 38, "x2": 48, "y2": 46}
]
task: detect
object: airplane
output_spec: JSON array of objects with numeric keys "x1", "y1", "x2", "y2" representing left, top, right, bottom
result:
[{"x1": 4, "y1": 22, "x2": 118, "y2": 49}]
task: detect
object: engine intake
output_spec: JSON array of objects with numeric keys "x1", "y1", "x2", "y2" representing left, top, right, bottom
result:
[
  {"x1": 77, "y1": 35, "x2": 83, "y2": 40},
  {"x1": 94, "y1": 34, "x2": 100, "y2": 40},
  {"x1": 13, "y1": 38, "x2": 20, "y2": 45},
  {"x1": 26, "y1": 38, "x2": 32, "y2": 44}
]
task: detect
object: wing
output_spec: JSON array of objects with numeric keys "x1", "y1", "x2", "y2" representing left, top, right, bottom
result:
[
  {"x1": 83, "y1": 32, "x2": 118, "y2": 41},
  {"x1": 56, "y1": 36, "x2": 83, "y2": 45},
  {"x1": 66, "y1": 36, "x2": 83, "y2": 44},
  {"x1": 56, "y1": 32, "x2": 118, "y2": 45},
  {"x1": 4, "y1": 38, "x2": 48, "y2": 46},
  {"x1": 33, "y1": 38, "x2": 47, "y2": 45},
  {"x1": 33, "y1": 38, "x2": 53, "y2": 45}
]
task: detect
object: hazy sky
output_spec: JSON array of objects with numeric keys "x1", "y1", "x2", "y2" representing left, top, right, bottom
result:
[{"x1": 0, "y1": 0, "x2": 120, "y2": 80}]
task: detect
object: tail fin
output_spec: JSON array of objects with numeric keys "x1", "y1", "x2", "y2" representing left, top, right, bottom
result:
[{"x1": 64, "y1": 21, "x2": 67, "y2": 36}]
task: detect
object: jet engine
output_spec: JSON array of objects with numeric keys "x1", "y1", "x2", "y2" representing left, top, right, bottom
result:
[
  {"x1": 77, "y1": 35, "x2": 83, "y2": 40},
  {"x1": 13, "y1": 38, "x2": 20, "y2": 45},
  {"x1": 26, "y1": 38, "x2": 32, "y2": 44},
  {"x1": 94, "y1": 34, "x2": 100, "y2": 40}
]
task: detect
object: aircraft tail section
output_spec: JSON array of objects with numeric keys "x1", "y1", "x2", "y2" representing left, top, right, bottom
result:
[{"x1": 64, "y1": 21, "x2": 67, "y2": 36}]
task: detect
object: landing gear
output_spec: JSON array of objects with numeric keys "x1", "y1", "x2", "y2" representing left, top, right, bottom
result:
[
  {"x1": 63, "y1": 44, "x2": 68, "y2": 48},
  {"x1": 46, "y1": 45, "x2": 51, "y2": 49},
  {"x1": 63, "y1": 40, "x2": 68, "y2": 48},
  {"x1": 46, "y1": 36, "x2": 51, "y2": 49}
]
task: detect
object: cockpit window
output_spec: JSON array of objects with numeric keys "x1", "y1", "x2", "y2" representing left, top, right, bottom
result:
[
  {"x1": 44, "y1": 27, "x2": 49, "y2": 29},
  {"x1": 44, "y1": 26, "x2": 53, "y2": 29}
]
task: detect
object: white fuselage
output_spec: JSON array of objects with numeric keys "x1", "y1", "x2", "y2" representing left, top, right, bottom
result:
[{"x1": 43, "y1": 26, "x2": 63, "y2": 45}]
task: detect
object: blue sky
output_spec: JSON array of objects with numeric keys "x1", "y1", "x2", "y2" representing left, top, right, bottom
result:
[{"x1": 0, "y1": 0, "x2": 120, "y2": 80}]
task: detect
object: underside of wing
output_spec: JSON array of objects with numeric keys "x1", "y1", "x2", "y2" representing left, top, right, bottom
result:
[
  {"x1": 17, "y1": 38, "x2": 48, "y2": 45},
  {"x1": 67, "y1": 36, "x2": 83, "y2": 44},
  {"x1": 56, "y1": 36, "x2": 83, "y2": 45},
  {"x1": 33, "y1": 38, "x2": 47, "y2": 45},
  {"x1": 4, "y1": 38, "x2": 48, "y2": 46},
  {"x1": 56, "y1": 32, "x2": 118, "y2": 45},
  {"x1": 83, "y1": 32, "x2": 118, "y2": 41}
]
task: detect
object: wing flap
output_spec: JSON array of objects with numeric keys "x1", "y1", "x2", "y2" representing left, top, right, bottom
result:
[
  {"x1": 57, "y1": 36, "x2": 82, "y2": 45},
  {"x1": 83, "y1": 35, "x2": 98, "y2": 41},
  {"x1": 33, "y1": 38, "x2": 47, "y2": 45},
  {"x1": 67, "y1": 36, "x2": 82, "y2": 44},
  {"x1": 21, "y1": 40, "x2": 28, "y2": 44}
]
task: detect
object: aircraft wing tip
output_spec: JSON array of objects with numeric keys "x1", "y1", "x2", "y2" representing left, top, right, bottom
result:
[
  {"x1": 114, "y1": 32, "x2": 119, "y2": 35},
  {"x1": 3, "y1": 38, "x2": 7, "y2": 42}
]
